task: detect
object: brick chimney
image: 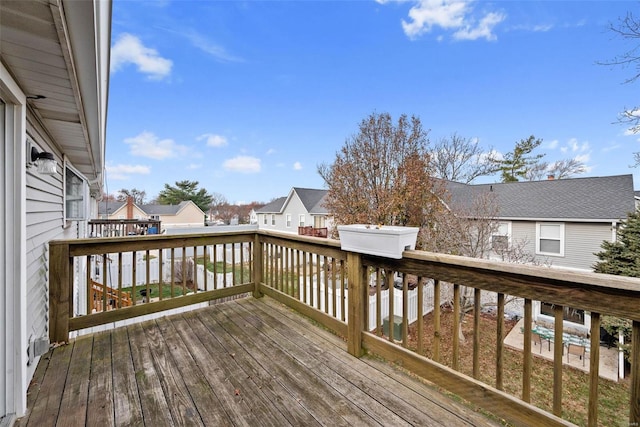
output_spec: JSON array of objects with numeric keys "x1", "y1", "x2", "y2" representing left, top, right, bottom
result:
[
  {"x1": 126, "y1": 196, "x2": 133, "y2": 219},
  {"x1": 547, "y1": 175, "x2": 555, "y2": 180}
]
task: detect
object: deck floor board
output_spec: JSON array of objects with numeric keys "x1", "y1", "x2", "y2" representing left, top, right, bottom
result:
[{"x1": 16, "y1": 297, "x2": 501, "y2": 427}]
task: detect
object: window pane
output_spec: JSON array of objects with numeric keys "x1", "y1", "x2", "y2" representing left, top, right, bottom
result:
[
  {"x1": 539, "y1": 224, "x2": 560, "y2": 239},
  {"x1": 540, "y1": 239, "x2": 560, "y2": 254}
]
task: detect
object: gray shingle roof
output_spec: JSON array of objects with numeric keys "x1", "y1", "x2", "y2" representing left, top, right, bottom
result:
[
  {"x1": 445, "y1": 174, "x2": 636, "y2": 221},
  {"x1": 141, "y1": 201, "x2": 189, "y2": 215},
  {"x1": 98, "y1": 201, "x2": 125, "y2": 215},
  {"x1": 255, "y1": 197, "x2": 287, "y2": 214},
  {"x1": 293, "y1": 188, "x2": 328, "y2": 214}
]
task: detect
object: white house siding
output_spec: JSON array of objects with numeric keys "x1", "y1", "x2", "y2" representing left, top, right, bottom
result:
[{"x1": 282, "y1": 194, "x2": 308, "y2": 233}]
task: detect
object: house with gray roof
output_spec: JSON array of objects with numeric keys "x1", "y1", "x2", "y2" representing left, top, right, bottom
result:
[
  {"x1": 256, "y1": 188, "x2": 331, "y2": 236},
  {"x1": 445, "y1": 174, "x2": 635, "y2": 271},
  {"x1": 99, "y1": 199, "x2": 205, "y2": 231},
  {"x1": 444, "y1": 174, "x2": 636, "y2": 333}
]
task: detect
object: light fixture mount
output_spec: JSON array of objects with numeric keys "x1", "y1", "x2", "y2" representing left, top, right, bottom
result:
[{"x1": 30, "y1": 146, "x2": 57, "y2": 175}]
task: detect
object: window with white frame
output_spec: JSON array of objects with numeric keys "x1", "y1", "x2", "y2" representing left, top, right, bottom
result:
[
  {"x1": 271, "y1": 214, "x2": 275, "y2": 226},
  {"x1": 286, "y1": 214, "x2": 291, "y2": 228},
  {"x1": 263, "y1": 214, "x2": 267, "y2": 225},
  {"x1": 299, "y1": 214, "x2": 305, "y2": 227},
  {"x1": 65, "y1": 166, "x2": 86, "y2": 220},
  {"x1": 491, "y1": 222, "x2": 511, "y2": 252},
  {"x1": 536, "y1": 223, "x2": 564, "y2": 256}
]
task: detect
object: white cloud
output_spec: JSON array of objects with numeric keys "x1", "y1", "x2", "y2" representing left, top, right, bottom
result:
[
  {"x1": 546, "y1": 139, "x2": 559, "y2": 149},
  {"x1": 106, "y1": 163, "x2": 151, "y2": 180},
  {"x1": 453, "y1": 11, "x2": 505, "y2": 41},
  {"x1": 182, "y1": 30, "x2": 243, "y2": 63},
  {"x1": 124, "y1": 131, "x2": 187, "y2": 160},
  {"x1": 293, "y1": 162, "x2": 303, "y2": 170},
  {"x1": 395, "y1": 0, "x2": 505, "y2": 41},
  {"x1": 266, "y1": 148, "x2": 276, "y2": 155},
  {"x1": 187, "y1": 163, "x2": 202, "y2": 170},
  {"x1": 624, "y1": 128, "x2": 636, "y2": 136},
  {"x1": 111, "y1": 33, "x2": 172, "y2": 80},
  {"x1": 223, "y1": 156, "x2": 261, "y2": 173},
  {"x1": 197, "y1": 133, "x2": 228, "y2": 147}
]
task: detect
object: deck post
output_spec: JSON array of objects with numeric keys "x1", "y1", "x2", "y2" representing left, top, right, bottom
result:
[
  {"x1": 49, "y1": 241, "x2": 72, "y2": 343},
  {"x1": 252, "y1": 233, "x2": 263, "y2": 298},
  {"x1": 347, "y1": 251, "x2": 366, "y2": 357},
  {"x1": 630, "y1": 320, "x2": 640, "y2": 425}
]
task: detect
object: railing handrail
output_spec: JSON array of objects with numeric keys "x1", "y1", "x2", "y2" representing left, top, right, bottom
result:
[{"x1": 47, "y1": 229, "x2": 640, "y2": 426}]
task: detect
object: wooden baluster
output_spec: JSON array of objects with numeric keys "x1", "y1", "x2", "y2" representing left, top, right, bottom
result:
[
  {"x1": 170, "y1": 248, "x2": 175, "y2": 298},
  {"x1": 324, "y1": 257, "x2": 329, "y2": 314},
  {"x1": 158, "y1": 249, "x2": 164, "y2": 300},
  {"x1": 301, "y1": 251, "x2": 307, "y2": 304},
  {"x1": 331, "y1": 258, "x2": 337, "y2": 317},
  {"x1": 523, "y1": 298, "x2": 532, "y2": 402},
  {"x1": 102, "y1": 254, "x2": 108, "y2": 311},
  {"x1": 118, "y1": 252, "x2": 124, "y2": 307},
  {"x1": 192, "y1": 246, "x2": 198, "y2": 293},
  {"x1": 433, "y1": 279, "x2": 441, "y2": 363},
  {"x1": 203, "y1": 245, "x2": 207, "y2": 292},
  {"x1": 402, "y1": 273, "x2": 408, "y2": 347},
  {"x1": 496, "y1": 292, "x2": 505, "y2": 390},
  {"x1": 231, "y1": 243, "x2": 238, "y2": 286},
  {"x1": 86, "y1": 255, "x2": 92, "y2": 314},
  {"x1": 553, "y1": 304, "x2": 564, "y2": 416},
  {"x1": 417, "y1": 276, "x2": 424, "y2": 355},
  {"x1": 132, "y1": 251, "x2": 137, "y2": 305},
  {"x1": 630, "y1": 320, "x2": 640, "y2": 425},
  {"x1": 182, "y1": 248, "x2": 187, "y2": 295},
  {"x1": 145, "y1": 250, "x2": 151, "y2": 302},
  {"x1": 376, "y1": 268, "x2": 382, "y2": 337},
  {"x1": 223, "y1": 243, "x2": 228, "y2": 288},
  {"x1": 316, "y1": 254, "x2": 321, "y2": 309},
  {"x1": 588, "y1": 312, "x2": 600, "y2": 427},
  {"x1": 252, "y1": 237, "x2": 263, "y2": 298},
  {"x1": 473, "y1": 287, "x2": 481, "y2": 379},
  {"x1": 340, "y1": 260, "x2": 346, "y2": 322},
  {"x1": 388, "y1": 270, "x2": 395, "y2": 342},
  {"x1": 239, "y1": 242, "x2": 243, "y2": 285},
  {"x1": 453, "y1": 283, "x2": 460, "y2": 371}
]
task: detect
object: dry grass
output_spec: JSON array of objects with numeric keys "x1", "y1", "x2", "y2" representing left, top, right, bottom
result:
[{"x1": 403, "y1": 307, "x2": 630, "y2": 426}]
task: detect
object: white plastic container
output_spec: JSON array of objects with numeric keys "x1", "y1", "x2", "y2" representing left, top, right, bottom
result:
[{"x1": 337, "y1": 224, "x2": 419, "y2": 259}]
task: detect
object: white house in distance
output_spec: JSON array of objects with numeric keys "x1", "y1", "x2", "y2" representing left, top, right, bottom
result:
[
  {"x1": 256, "y1": 187, "x2": 332, "y2": 237},
  {"x1": 98, "y1": 198, "x2": 206, "y2": 231},
  {"x1": 0, "y1": 0, "x2": 111, "y2": 422}
]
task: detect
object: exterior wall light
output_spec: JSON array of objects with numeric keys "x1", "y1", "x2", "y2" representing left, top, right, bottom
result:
[{"x1": 30, "y1": 146, "x2": 57, "y2": 175}]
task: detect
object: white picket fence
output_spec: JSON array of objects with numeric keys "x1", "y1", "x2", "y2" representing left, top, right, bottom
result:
[{"x1": 297, "y1": 275, "x2": 435, "y2": 331}]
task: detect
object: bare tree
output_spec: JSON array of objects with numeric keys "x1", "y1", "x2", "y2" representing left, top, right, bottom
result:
[
  {"x1": 117, "y1": 188, "x2": 146, "y2": 204},
  {"x1": 318, "y1": 112, "x2": 443, "y2": 241},
  {"x1": 600, "y1": 12, "x2": 640, "y2": 163},
  {"x1": 431, "y1": 133, "x2": 498, "y2": 183}
]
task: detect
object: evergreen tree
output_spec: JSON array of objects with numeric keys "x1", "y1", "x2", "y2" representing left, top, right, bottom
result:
[
  {"x1": 594, "y1": 208, "x2": 640, "y2": 276},
  {"x1": 156, "y1": 180, "x2": 213, "y2": 212},
  {"x1": 492, "y1": 135, "x2": 545, "y2": 182}
]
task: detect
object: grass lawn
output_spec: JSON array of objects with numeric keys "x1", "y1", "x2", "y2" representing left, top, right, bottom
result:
[{"x1": 406, "y1": 308, "x2": 630, "y2": 426}]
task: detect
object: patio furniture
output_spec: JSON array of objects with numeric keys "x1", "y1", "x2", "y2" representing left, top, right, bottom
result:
[{"x1": 567, "y1": 343, "x2": 587, "y2": 366}]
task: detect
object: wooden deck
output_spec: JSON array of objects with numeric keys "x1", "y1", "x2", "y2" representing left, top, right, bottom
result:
[{"x1": 17, "y1": 297, "x2": 500, "y2": 426}]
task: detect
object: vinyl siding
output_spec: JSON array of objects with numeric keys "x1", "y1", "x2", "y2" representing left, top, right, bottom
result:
[
  {"x1": 509, "y1": 220, "x2": 612, "y2": 271},
  {"x1": 25, "y1": 137, "x2": 62, "y2": 382}
]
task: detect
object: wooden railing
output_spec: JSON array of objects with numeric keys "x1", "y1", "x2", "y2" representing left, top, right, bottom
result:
[
  {"x1": 49, "y1": 229, "x2": 640, "y2": 426},
  {"x1": 89, "y1": 219, "x2": 162, "y2": 237},
  {"x1": 297, "y1": 226, "x2": 328, "y2": 238}
]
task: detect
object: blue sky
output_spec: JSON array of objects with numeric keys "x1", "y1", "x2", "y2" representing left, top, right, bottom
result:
[{"x1": 106, "y1": 0, "x2": 639, "y2": 204}]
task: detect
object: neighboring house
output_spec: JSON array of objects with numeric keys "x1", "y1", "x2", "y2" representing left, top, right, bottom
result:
[
  {"x1": 0, "y1": 1, "x2": 111, "y2": 422},
  {"x1": 444, "y1": 174, "x2": 636, "y2": 333},
  {"x1": 98, "y1": 199, "x2": 206, "y2": 231},
  {"x1": 256, "y1": 188, "x2": 331, "y2": 236},
  {"x1": 142, "y1": 201, "x2": 205, "y2": 230}
]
